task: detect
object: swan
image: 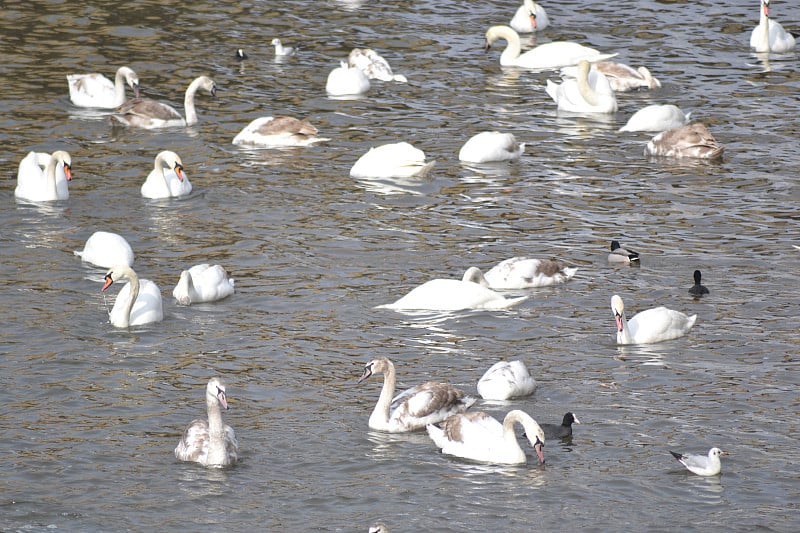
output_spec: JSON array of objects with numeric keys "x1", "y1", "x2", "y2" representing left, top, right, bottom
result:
[
  {"x1": 350, "y1": 142, "x2": 434, "y2": 179},
  {"x1": 102, "y1": 265, "x2": 164, "y2": 328},
  {"x1": 173, "y1": 264, "x2": 235, "y2": 305},
  {"x1": 619, "y1": 104, "x2": 691, "y2": 133},
  {"x1": 485, "y1": 26, "x2": 617, "y2": 69},
  {"x1": 644, "y1": 123, "x2": 724, "y2": 159},
  {"x1": 427, "y1": 410, "x2": 545, "y2": 465},
  {"x1": 74, "y1": 231, "x2": 134, "y2": 268},
  {"x1": 369, "y1": 524, "x2": 390, "y2": 533},
  {"x1": 111, "y1": 75, "x2": 217, "y2": 129},
  {"x1": 483, "y1": 257, "x2": 578, "y2": 289},
  {"x1": 477, "y1": 360, "x2": 537, "y2": 400},
  {"x1": 377, "y1": 267, "x2": 528, "y2": 311},
  {"x1": 326, "y1": 61, "x2": 370, "y2": 96},
  {"x1": 688, "y1": 270, "x2": 710, "y2": 296},
  {"x1": 140, "y1": 151, "x2": 191, "y2": 199},
  {"x1": 358, "y1": 357, "x2": 476, "y2": 433},
  {"x1": 175, "y1": 377, "x2": 239, "y2": 467},
  {"x1": 540, "y1": 412, "x2": 580, "y2": 440},
  {"x1": 593, "y1": 61, "x2": 661, "y2": 92},
  {"x1": 67, "y1": 66, "x2": 140, "y2": 108},
  {"x1": 510, "y1": 0, "x2": 549, "y2": 33},
  {"x1": 348, "y1": 48, "x2": 407, "y2": 82},
  {"x1": 611, "y1": 294, "x2": 696, "y2": 345},
  {"x1": 608, "y1": 240, "x2": 639, "y2": 264},
  {"x1": 232, "y1": 116, "x2": 329, "y2": 147},
  {"x1": 546, "y1": 60, "x2": 617, "y2": 113},
  {"x1": 750, "y1": 0, "x2": 796, "y2": 53},
  {"x1": 458, "y1": 131, "x2": 524, "y2": 163},
  {"x1": 15, "y1": 151, "x2": 73, "y2": 202},
  {"x1": 669, "y1": 448, "x2": 728, "y2": 476},
  {"x1": 271, "y1": 38, "x2": 296, "y2": 57}
]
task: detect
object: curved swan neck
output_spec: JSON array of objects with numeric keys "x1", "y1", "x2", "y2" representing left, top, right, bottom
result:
[
  {"x1": 113, "y1": 68, "x2": 128, "y2": 103},
  {"x1": 487, "y1": 26, "x2": 521, "y2": 65},
  {"x1": 184, "y1": 76, "x2": 213, "y2": 125},
  {"x1": 576, "y1": 62, "x2": 599, "y2": 106},
  {"x1": 372, "y1": 362, "x2": 397, "y2": 425}
]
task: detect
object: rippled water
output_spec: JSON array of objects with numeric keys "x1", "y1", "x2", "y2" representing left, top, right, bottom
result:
[{"x1": 1, "y1": 1, "x2": 798, "y2": 531}]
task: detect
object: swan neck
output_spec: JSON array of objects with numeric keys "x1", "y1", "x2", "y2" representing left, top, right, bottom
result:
[
  {"x1": 184, "y1": 80, "x2": 200, "y2": 125},
  {"x1": 502, "y1": 412, "x2": 525, "y2": 449},
  {"x1": 113, "y1": 69, "x2": 127, "y2": 102},
  {"x1": 206, "y1": 394, "x2": 225, "y2": 437},
  {"x1": 493, "y1": 27, "x2": 521, "y2": 65},
  {"x1": 758, "y1": 2, "x2": 770, "y2": 51},
  {"x1": 372, "y1": 364, "x2": 396, "y2": 426},
  {"x1": 617, "y1": 309, "x2": 632, "y2": 343},
  {"x1": 45, "y1": 157, "x2": 60, "y2": 195},
  {"x1": 577, "y1": 68, "x2": 599, "y2": 106},
  {"x1": 121, "y1": 271, "x2": 140, "y2": 328}
]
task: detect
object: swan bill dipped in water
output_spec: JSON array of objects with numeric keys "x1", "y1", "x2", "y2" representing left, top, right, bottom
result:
[
  {"x1": 477, "y1": 360, "x2": 537, "y2": 401},
  {"x1": 482, "y1": 257, "x2": 578, "y2": 289},
  {"x1": 173, "y1": 264, "x2": 235, "y2": 305},
  {"x1": 233, "y1": 116, "x2": 329, "y2": 148},
  {"x1": 644, "y1": 123, "x2": 724, "y2": 160},
  {"x1": 175, "y1": 377, "x2": 239, "y2": 467},
  {"x1": 458, "y1": 131, "x2": 524, "y2": 163},
  {"x1": 74, "y1": 231, "x2": 134, "y2": 269}
]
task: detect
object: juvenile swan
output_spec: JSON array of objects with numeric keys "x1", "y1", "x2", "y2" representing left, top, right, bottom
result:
[
  {"x1": 175, "y1": 377, "x2": 239, "y2": 467},
  {"x1": 112, "y1": 75, "x2": 217, "y2": 129}
]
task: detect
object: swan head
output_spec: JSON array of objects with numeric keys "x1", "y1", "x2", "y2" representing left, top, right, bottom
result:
[
  {"x1": 514, "y1": 411, "x2": 546, "y2": 463},
  {"x1": 484, "y1": 25, "x2": 514, "y2": 51},
  {"x1": 51, "y1": 151, "x2": 73, "y2": 181},
  {"x1": 358, "y1": 357, "x2": 392, "y2": 383},
  {"x1": 157, "y1": 151, "x2": 186, "y2": 182},
  {"x1": 611, "y1": 294, "x2": 625, "y2": 331},
  {"x1": 206, "y1": 377, "x2": 230, "y2": 410},
  {"x1": 118, "y1": 67, "x2": 140, "y2": 98},
  {"x1": 201, "y1": 76, "x2": 218, "y2": 98},
  {"x1": 102, "y1": 265, "x2": 136, "y2": 291}
]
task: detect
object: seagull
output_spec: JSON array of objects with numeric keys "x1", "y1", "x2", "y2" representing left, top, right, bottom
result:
[{"x1": 669, "y1": 447, "x2": 728, "y2": 476}]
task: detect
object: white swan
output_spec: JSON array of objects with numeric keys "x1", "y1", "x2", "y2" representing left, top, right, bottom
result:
[
  {"x1": 483, "y1": 257, "x2": 578, "y2": 289},
  {"x1": 670, "y1": 448, "x2": 728, "y2": 476},
  {"x1": 750, "y1": 0, "x2": 796, "y2": 53},
  {"x1": 74, "y1": 231, "x2": 134, "y2": 268},
  {"x1": 378, "y1": 267, "x2": 528, "y2": 311},
  {"x1": 350, "y1": 142, "x2": 435, "y2": 179},
  {"x1": 271, "y1": 38, "x2": 296, "y2": 57},
  {"x1": 102, "y1": 265, "x2": 164, "y2": 328},
  {"x1": 477, "y1": 360, "x2": 537, "y2": 401},
  {"x1": 140, "y1": 151, "x2": 191, "y2": 199},
  {"x1": 546, "y1": 60, "x2": 617, "y2": 113},
  {"x1": 458, "y1": 131, "x2": 524, "y2": 163},
  {"x1": 358, "y1": 357, "x2": 476, "y2": 433},
  {"x1": 619, "y1": 104, "x2": 691, "y2": 133},
  {"x1": 485, "y1": 26, "x2": 617, "y2": 69},
  {"x1": 611, "y1": 294, "x2": 696, "y2": 345},
  {"x1": 326, "y1": 61, "x2": 371, "y2": 96},
  {"x1": 644, "y1": 123, "x2": 724, "y2": 159},
  {"x1": 427, "y1": 410, "x2": 545, "y2": 465},
  {"x1": 608, "y1": 240, "x2": 640, "y2": 264},
  {"x1": 111, "y1": 75, "x2": 217, "y2": 129},
  {"x1": 173, "y1": 264, "x2": 235, "y2": 305},
  {"x1": 232, "y1": 116, "x2": 329, "y2": 147},
  {"x1": 15, "y1": 151, "x2": 73, "y2": 202},
  {"x1": 348, "y1": 48, "x2": 407, "y2": 82},
  {"x1": 510, "y1": 0, "x2": 550, "y2": 33},
  {"x1": 175, "y1": 377, "x2": 239, "y2": 467},
  {"x1": 67, "y1": 66, "x2": 140, "y2": 108}
]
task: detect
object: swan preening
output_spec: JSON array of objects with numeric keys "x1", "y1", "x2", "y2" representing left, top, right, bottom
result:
[
  {"x1": 546, "y1": 60, "x2": 617, "y2": 113},
  {"x1": 350, "y1": 142, "x2": 435, "y2": 180},
  {"x1": 611, "y1": 294, "x2": 696, "y2": 345},
  {"x1": 74, "y1": 231, "x2": 134, "y2": 269},
  {"x1": 608, "y1": 240, "x2": 640, "y2": 264},
  {"x1": 173, "y1": 264, "x2": 235, "y2": 305},
  {"x1": 619, "y1": 104, "x2": 691, "y2": 133},
  {"x1": 644, "y1": 123, "x2": 724, "y2": 159},
  {"x1": 102, "y1": 265, "x2": 164, "y2": 328},
  {"x1": 67, "y1": 66, "x2": 140, "y2": 108},
  {"x1": 326, "y1": 62, "x2": 371, "y2": 96},
  {"x1": 232, "y1": 116, "x2": 329, "y2": 147},
  {"x1": 688, "y1": 270, "x2": 710, "y2": 296},
  {"x1": 358, "y1": 357, "x2": 476, "y2": 433},
  {"x1": 482, "y1": 257, "x2": 578, "y2": 289},
  {"x1": 141, "y1": 151, "x2": 191, "y2": 199},
  {"x1": 541, "y1": 412, "x2": 580, "y2": 440},
  {"x1": 594, "y1": 61, "x2": 661, "y2": 92},
  {"x1": 458, "y1": 132, "x2": 524, "y2": 163},
  {"x1": 15, "y1": 150, "x2": 73, "y2": 202},
  {"x1": 271, "y1": 38, "x2": 296, "y2": 57},
  {"x1": 111, "y1": 75, "x2": 217, "y2": 129},
  {"x1": 175, "y1": 377, "x2": 239, "y2": 467},
  {"x1": 427, "y1": 410, "x2": 546, "y2": 465},
  {"x1": 670, "y1": 447, "x2": 728, "y2": 476},
  {"x1": 750, "y1": 0, "x2": 796, "y2": 53},
  {"x1": 510, "y1": 0, "x2": 550, "y2": 33},
  {"x1": 485, "y1": 26, "x2": 616, "y2": 69},
  {"x1": 348, "y1": 48, "x2": 407, "y2": 82},
  {"x1": 477, "y1": 360, "x2": 537, "y2": 401}
]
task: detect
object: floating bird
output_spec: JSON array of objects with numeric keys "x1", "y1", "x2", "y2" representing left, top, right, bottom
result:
[
  {"x1": 74, "y1": 231, "x2": 134, "y2": 269},
  {"x1": 750, "y1": 0, "x2": 795, "y2": 53},
  {"x1": 112, "y1": 75, "x2": 217, "y2": 129},
  {"x1": 546, "y1": 60, "x2": 617, "y2": 113},
  {"x1": 619, "y1": 105, "x2": 691, "y2": 133},
  {"x1": 669, "y1": 447, "x2": 728, "y2": 476},
  {"x1": 175, "y1": 377, "x2": 239, "y2": 467},
  {"x1": 688, "y1": 270, "x2": 709, "y2": 296},
  {"x1": 509, "y1": 0, "x2": 549, "y2": 33},
  {"x1": 233, "y1": 116, "x2": 328, "y2": 147},
  {"x1": 485, "y1": 26, "x2": 616, "y2": 69},
  {"x1": 644, "y1": 123, "x2": 724, "y2": 160},
  {"x1": 482, "y1": 257, "x2": 577, "y2": 289},
  {"x1": 102, "y1": 265, "x2": 163, "y2": 328},
  {"x1": 271, "y1": 38, "x2": 296, "y2": 57},
  {"x1": 477, "y1": 360, "x2": 536, "y2": 401},
  {"x1": 67, "y1": 66, "x2": 140, "y2": 108},
  {"x1": 348, "y1": 48, "x2": 407, "y2": 82},
  {"x1": 611, "y1": 294, "x2": 696, "y2": 345},
  {"x1": 458, "y1": 131, "x2": 524, "y2": 163},
  {"x1": 173, "y1": 264, "x2": 235, "y2": 305},
  {"x1": 608, "y1": 240, "x2": 640, "y2": 264},
  {"x1": 140, "y1": 151, "x2": 191, "y2": 199},
  {"x1": 15, "y1": 151, "x2": 73, "y2": 202},
  {"x1": 540, "y1": 412, "x2": 580, "y2": 440}
]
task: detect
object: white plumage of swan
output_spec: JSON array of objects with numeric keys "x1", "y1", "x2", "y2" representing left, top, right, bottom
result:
[
  {"x1": 67, "y1": 66, "x2": 140, "y2": 108},
  {"x1": 348, "y1": 48, "x2": 407, "y2": 82},
  {"x1": 378, "y1": 267, "x2": 528, "y2": 311},
  {"x1": 271, "y1": 38, "x2": 295, "y2": 57},
  {"x1": 232, "y1": 116, "x2": 329, "y2": 147},
  {"x1": 477, "y1": 361, "x2": 537, "y2": 401},
  {"x1": 644, "y1": 123, "x2": 724, "y2": 159},
  {"x1": 750, "y1": 0, "x2": 795, "y2": 53},
  {"x1": 358, "y1": 357, "x2": 476, "y2": 433},
  {"x1": 670, "y1": 447, "x2": 728, "y2": 476},
  {"x1": 485, "y1": 26, "x2": 617, "y2": 69},
  {"x1": 74, "y1": 231, "x2": 134, "y2": 268},
  {"x1": 611, "y1": 294, "x2": 696, "y2": 345},
  {"x1": 427, "y1": 410, "x2": 546, "y2": 465},
  {"x1": 102, "y1": 265, "x2": 163, "y2": 328},
  {"x1": 619, "y1": 104, "x2": 691, "y2": 133},
  {"x1": 175, "y1": 377, "x2": 239, "y2": 467},
  {"x1": 482, "y1": 257, "x2": 578, "y2": 289},
  {"x1": 173, "y1": 264, "x2": 235, "y2": 305},
  {"x1": 458, "y1": 132, "x2": 524, "y2": 163},
  {"x1": 15, "y1": 151, "x2": 73, "y2": 202},
  {"x1": 326, "y1": 62, "x2": 371, "y2": 96},
  {"x1": 140, "y1": 151, "x2": 191, "y2": 199},
  {"x1": 510, "y1": 0, "x2": 549, "y2": 33},
  {"x1": 111, "y1": 75, "x2": 217, "y2": 129},
  {"x1": 546, "y1": 60, "x2": 617, "y2": 113},
  {"x1": 350, "y1": 142, "x2": 435, "y2": 179}
]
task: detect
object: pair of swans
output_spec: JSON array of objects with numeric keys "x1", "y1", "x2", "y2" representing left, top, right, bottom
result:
[
  {"x1": 619, "y1": 104, "x2": 691, "y2": 133},
  {"x1": 67, "y1": 66, "x2": 140, "y2": 108},
  {"x1": 141, "y1": 151, "x2": 191, "y2": 199},
  {"x1": 74, "y1": 231, "x2": 134, "y2": 269},
  {"x1": 175, "y1": 377, "x2": 239, "y2": 467},
  {"x1": 644, "y1": 123, "x2": 724, "y2": 159},
  {"x1": 485, "y1": 25, "x2": 616, "y2": 69},
  {"x1": 546, "y1": 60, "x2": 618, "y2": 113},
  {"x1": 750, "y1": 0, "x2": 795, "y2": 53},
  {"x1": 510, "y1": 0, "x2": 549, "y2": 33},
  {"x1": 112, "y1": 75, "x2": 217, "y2": 129},
  {"x1": 458, "y1": 132, "x2": 525, "y2": 163},
  {"x1": 350, "y1": 142, "x2": 435, "y2": 180},
  {"x1": 173, "y1": 264, "x2": 235, "y2": 305},
  {"x1": 477, "y1": 360, "x2": 536, "y2": 401},
  {"x1": 670, "y1": 448, "x2": 728, "y2": 476},
  {"x1": 611, "y1": 294, "x2": 696, "y2": 345},
  {"x1": 15, "y1": 151, "x2": 73, "y2": 202},
  {"x1": 232, "y1": 116, "x2": 328, "y2": 148}
]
